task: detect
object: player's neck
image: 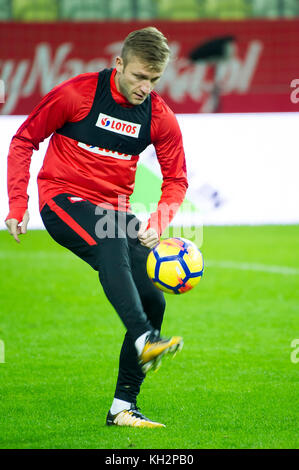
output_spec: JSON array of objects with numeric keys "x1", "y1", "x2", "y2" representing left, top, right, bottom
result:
[
  {"x1": 114, "y1": 70, "x2": 121, "y2": 94},
  {"x1": 111, "y1": 69, "x2": 133, "y2": 108}
]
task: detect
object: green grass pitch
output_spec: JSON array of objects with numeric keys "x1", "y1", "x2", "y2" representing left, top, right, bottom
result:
[{"x1": 0, "y1": 225, "x2": 298, "y2": 449}]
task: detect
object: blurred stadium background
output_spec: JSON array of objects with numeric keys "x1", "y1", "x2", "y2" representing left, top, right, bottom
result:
[
  {"x1": 1, "y1": 0, "x2": 299, "y2": 451},
  {"x1": 1, "y1": 0, "x2": 299, "y2": 20},
  {"x1": 1, "y1": 0, "x2": 299, "y2": 228}
]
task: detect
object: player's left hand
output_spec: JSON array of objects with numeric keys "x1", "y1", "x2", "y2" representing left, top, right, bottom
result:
[
  {"x1": 138, "y1": 221, "x2": 159, "y2": 249},
  {"x1": 5, "y1": 210, "x2": 30, "y2": 244}
]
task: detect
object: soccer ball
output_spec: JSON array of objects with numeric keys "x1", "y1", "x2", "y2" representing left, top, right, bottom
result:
[{"x1": 146, "y1": 237, "x2": 204, "y2": 294}]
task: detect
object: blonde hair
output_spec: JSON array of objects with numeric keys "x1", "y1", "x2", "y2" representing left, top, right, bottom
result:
[{"x1": 121, "y1": 27, "x2": 170, "y2": 71}]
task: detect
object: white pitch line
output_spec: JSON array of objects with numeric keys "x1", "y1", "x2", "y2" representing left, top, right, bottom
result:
[
  {"x1": 0, "y1": 251, "x2": 72, "y2": 259},
  {"x1": 206, "y1": 260, "x2": 299, "y2": 276},
  {"x1": 1, "y1": 252, "x2": 299, "y2": 276}
]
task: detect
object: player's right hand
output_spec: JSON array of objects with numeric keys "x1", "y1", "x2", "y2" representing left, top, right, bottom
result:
[{"x1": 5, "y1": 210, "x2": 30, "y2": 243}]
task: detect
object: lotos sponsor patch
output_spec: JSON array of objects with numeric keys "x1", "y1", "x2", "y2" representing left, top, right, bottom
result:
[{"x1": 95, "y1": 113, "x2": 141, "y2": 138}]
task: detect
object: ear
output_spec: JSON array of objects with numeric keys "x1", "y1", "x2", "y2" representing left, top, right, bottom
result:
[{"x1": 115, "y1": 56, "x2": 124, "y2": 74}]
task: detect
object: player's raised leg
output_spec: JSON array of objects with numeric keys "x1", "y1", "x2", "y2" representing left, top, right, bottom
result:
[{"x1": 106, "y1": 224, "x2": 183, "y2": 427}]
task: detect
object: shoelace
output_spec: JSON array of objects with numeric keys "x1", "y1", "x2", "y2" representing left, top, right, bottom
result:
[
  {"x1": 116, "y1": 403, "x2": 151, "y2": 421},
  {"x1": 131, "y1": 406, "x2": 146, "y2": 419},
  {"x1": 147, "y1": 329, "x2": 161, "y2": 344}
]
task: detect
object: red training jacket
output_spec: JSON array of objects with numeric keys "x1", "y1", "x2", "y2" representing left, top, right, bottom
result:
[{"x1": 6, "y1": 69, "x2": 188, "y2": 236}]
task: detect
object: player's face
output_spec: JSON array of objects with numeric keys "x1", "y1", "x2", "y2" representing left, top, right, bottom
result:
[{"x1": 115, "y1": 55, "x2": 165, "y2": 105}]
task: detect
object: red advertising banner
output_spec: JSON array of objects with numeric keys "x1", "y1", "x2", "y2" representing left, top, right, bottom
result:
[{"x1": 0, "y1": 20, "x2": 299, "y2": 115}]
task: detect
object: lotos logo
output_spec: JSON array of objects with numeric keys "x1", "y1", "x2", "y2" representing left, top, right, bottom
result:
[
  {"x1": 96, "y1": 113, "x2": 141, "y2": 138},
  {"x1": 101, "y1": 117, "x2": 111, "y2": 127}
]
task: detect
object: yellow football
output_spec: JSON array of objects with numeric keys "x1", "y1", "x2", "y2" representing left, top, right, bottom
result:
[{"x1": 146, "y1": 237, "x2": 204, "y2": 294}]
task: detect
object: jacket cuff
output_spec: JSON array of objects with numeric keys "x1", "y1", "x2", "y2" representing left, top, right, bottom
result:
[
  {"x1": 5, "y1": 207, "x2": 27, "y2": 223},
  {"x1": 147, "y1": 212, "x2": 162, "y2": 238}
]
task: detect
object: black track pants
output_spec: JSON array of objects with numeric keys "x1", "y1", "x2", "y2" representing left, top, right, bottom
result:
[{"x1": 41, "y1": 193, "x2": 165, "y2": 403}]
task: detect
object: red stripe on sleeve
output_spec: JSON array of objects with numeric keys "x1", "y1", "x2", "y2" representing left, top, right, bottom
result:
[{"x1": 47, "y1": 199, "x2": 97, "y2": 246}]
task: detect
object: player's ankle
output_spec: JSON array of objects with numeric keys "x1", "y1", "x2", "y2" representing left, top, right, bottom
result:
[
  {"x1": 110, "y1": 398, "x2": 131, "y2": 415},
  {"x1": 135, "y1": 330, "x2": 151, "y2": 356}
]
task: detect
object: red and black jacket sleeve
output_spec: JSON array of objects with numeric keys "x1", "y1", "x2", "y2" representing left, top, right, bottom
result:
[
  {"x1": 6, "y1": 74, "x2": 96, "y2": 222},
  {"x1": 148, "y1": 94, "x2": 188, "y2": 236}
]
